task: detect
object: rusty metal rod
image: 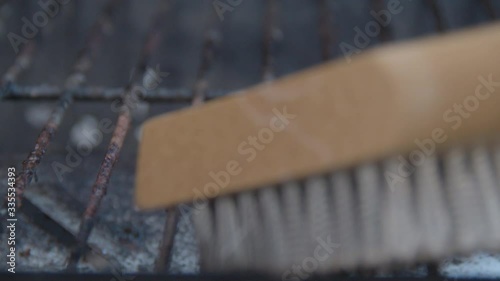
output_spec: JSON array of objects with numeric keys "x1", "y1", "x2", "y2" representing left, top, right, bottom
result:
[
  {"x1": 14, "y1": 0, "x2": 122, "y2": 206},
  {"x1": 16, "y1": 198, "x2": 129, "y2": 275},
  {"x1": 0, "y1": 41, "x2": 36, "y2": 97},
  {"x1": 191, "y1": 31, "x2": 219, "y2": 106},
  {"x1": 67, "y1": 1, "x2": 170, "y2": 270},
  {"x1": 262, "y1": 1, "x2": 280, "y2": 80},
  {"x1": 154, "y1": 207, "x2": 180, "y2": 272},
  {"x1": 481, "y1": 0, "x2": 497, "y2": 19},
  {"x1": 427, "y1": 0, "x2": 445, "y2": 33},
  {"x1": 372, "y1": 0, "x2": 392, "y2": 42},
  {"x1": 317, "y1": 0, "x2": 333, "y2": 61},
  {"x1": 1, "y1": 1, "x2": 75, "y2": 97},
  {"x1": 3, "y1": 84, "x2": 229, "y2": 101},
  {"x1": 154, "y1": 14, "x2": 220, "y2": 272},
  {"x1": 262, "y1": 0, "x2": 279, "y2": 81}
]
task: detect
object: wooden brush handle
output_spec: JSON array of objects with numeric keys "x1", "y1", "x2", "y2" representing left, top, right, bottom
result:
[{"x1": 136, "y1": 23, "x2": 500, "y2": 209}]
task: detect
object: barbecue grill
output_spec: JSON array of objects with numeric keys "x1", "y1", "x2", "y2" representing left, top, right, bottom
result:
[{"x1": 1, "y1": 0, "x2": 500, "y2": 280}]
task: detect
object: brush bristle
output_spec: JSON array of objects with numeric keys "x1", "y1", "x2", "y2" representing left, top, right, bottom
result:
[{"x1": 192, "y1": 144, "x2": 500, "y2": 274}]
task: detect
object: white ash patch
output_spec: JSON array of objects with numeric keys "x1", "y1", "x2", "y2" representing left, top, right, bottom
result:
[
  {"x1": 70, "y1": 115, "x2": 100, "y2": 149},
  {"x1": 8, "y1": 216, "x2": 70, "y2": 272},
  {"x1": 441, "y1": 252, "x2": 500, "y2": 278},
  {"x1": 134, "y1": 124, "x2": 143, "y2": 142},
  {"x1": 25, "y1": 104, "x2": 53, "y2": 128},
  {"x1": 169, "y1": 210, "x2": 200, "y2": 274},
  {"x1": 131, "y1": 101, "x2": 149, "y2": 119}
]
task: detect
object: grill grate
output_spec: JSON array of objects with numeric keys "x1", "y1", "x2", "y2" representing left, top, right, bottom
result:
[
  {"x1": 12, "y1": 0, "x2": 122, "y2": 205},
  {"x1": 1, "y1": 0, "x2": 499, "y2": 279}
]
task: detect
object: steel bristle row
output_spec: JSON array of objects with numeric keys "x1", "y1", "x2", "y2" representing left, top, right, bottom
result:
[{"x1": 193, "y1": 144, "x2": 500, "y2": 274}]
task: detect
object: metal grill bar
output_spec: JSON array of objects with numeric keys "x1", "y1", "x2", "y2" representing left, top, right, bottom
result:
[
  {"x1": 67, "y1": 1, "x2": 171, "y2": 270},
  {"x1": 0, "y1": 0, "x2": 73, "y2": 95},
  {"x1": 154, "y1": 207, "x2": 180, "y2": 272},
  {"x1": 2, "y1": 272, "x2": 478, "y2": 281},
  {"x1": 14, "y1": 0, "x2": 122, "y2": 205},
  {"x1": 18, "y1": 196, "x2": 125, "y2": 272},
  {"x1": 20, "y1": 198, "x2": 80, "y2": 248},
  {"x1": 318, "y1": 0, "x2": 333, "y2": 61},
  {"x1": 191, "y1": 28, "x2": 219, "y2": 106},
  {"x1": 482, "y1": 0, "x2": 497, "y2": 19},
  {"x1": 262, "y1": 0, "x2": 279, "y2": 81},
  {"x1": 3, "y1": 84, "x2": 229, "y2": 101},
  {"x1": 427, "y1": 0, "x2": 445, "y2": 32},
  {"x1": 0, "y1": 41, "x2": 36, "y2": 96},
  {"x1": 20, "y1": 183, "x2": 128, "y2": 272},
  {"x1": 0, "y1": 0, "x2": 74, "y2": 97},
  {"x1": 155, "y1": 8, "x2": 221, "y2": 272},
  {"x1": 373, "y1": 0, "x2": 392, "y2": 42}
]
